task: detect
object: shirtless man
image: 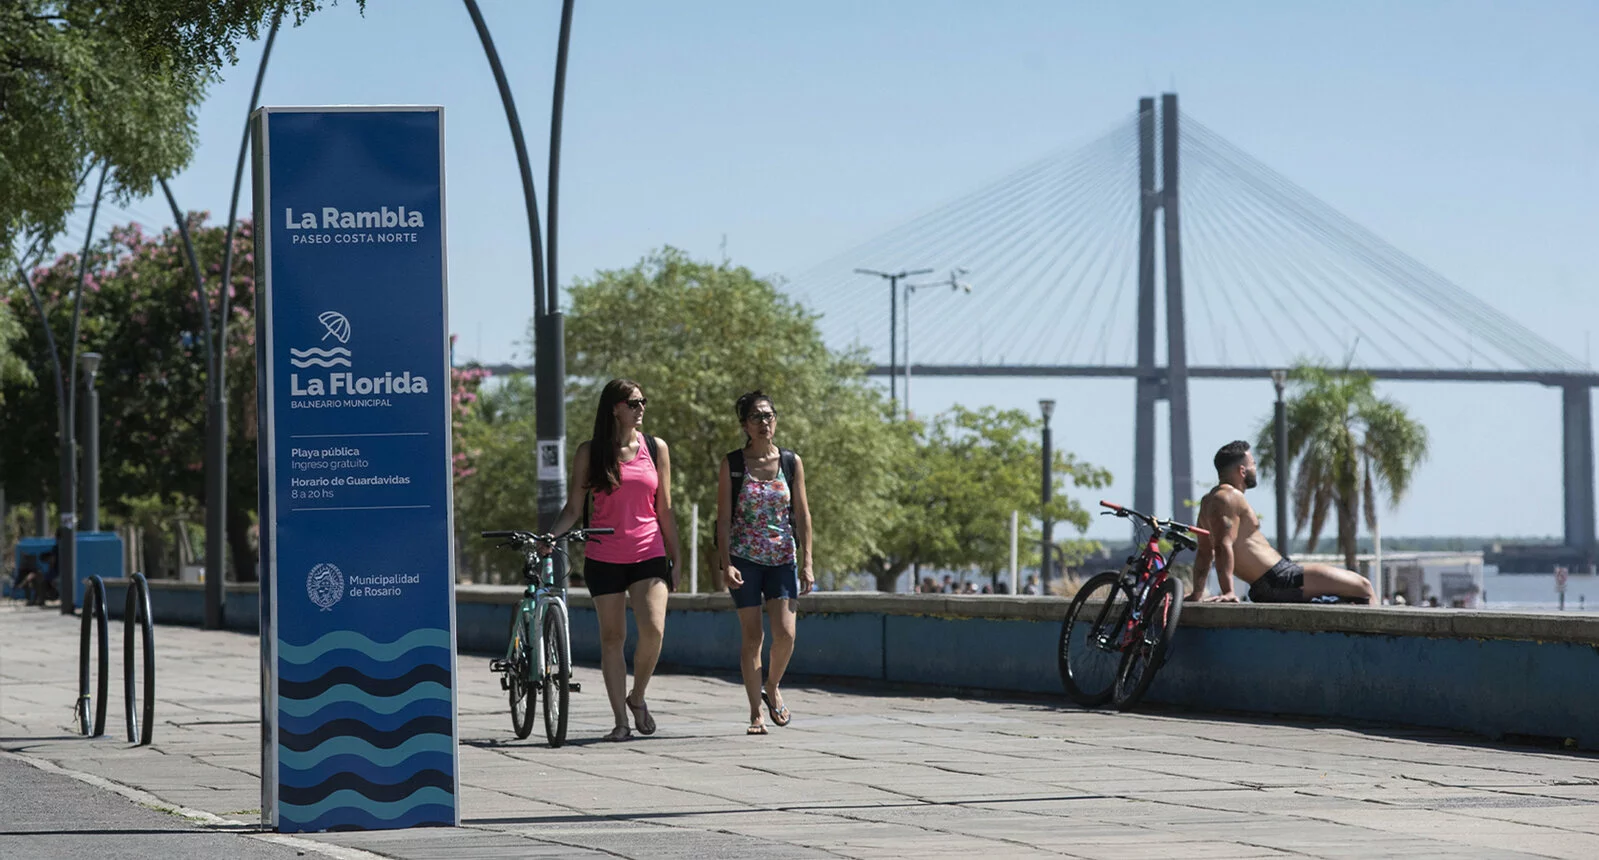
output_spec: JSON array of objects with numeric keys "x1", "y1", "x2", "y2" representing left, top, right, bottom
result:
[{"x1": 1187, "y1": 440, "x2": 1374, "y2": 604}]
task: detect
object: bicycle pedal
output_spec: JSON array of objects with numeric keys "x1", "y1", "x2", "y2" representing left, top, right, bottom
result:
[
  {"x1": 500, "y1": 676, "x2": 510, "y2": 691},
  {"x1": 569, "y1": 681, "x2": 581, "y2": 693},
  {"x1": 489, "y1": 659, "x2": 509, "y2": 672}
]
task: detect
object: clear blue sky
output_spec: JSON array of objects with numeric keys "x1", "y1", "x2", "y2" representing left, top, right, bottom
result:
[{"x1": 58, "y1": 1, "x2": 1599, "y2": 541}]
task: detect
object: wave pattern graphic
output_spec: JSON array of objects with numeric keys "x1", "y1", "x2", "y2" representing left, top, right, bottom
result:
[
  {"x1": 288, "y1": 346, "x2": 352, "y2": 368},
  {"x1": 286, "y1": 804, "x2": 455, "y2": 834},
  {"x1": 280, "y1": 715, "x2": 452, "y2": 753},
  {"x1": 281, "y1": 786, "x2": 455, "y2": 823},
  {"x1": 278, "y1": 664, "x2": 451, "y2": 701},
  {"x1": 278, "y1": 644, "x2": 451, "y2": 684},
  {"x1": 279, "y1": 681, "x2": 451, "y2": 719},
  {"x1": 275, "y1": 627, "x2": 455, "y2": 832},
  {"x1": 279, "y1": 751, "x2": 455, "y2": 788},
  {"x1": 278, "y1": 696, "x2": 449, "y2": 737},
  {"x1": 280, "y1": 769, "x2": 453, "y2": 806},
  {"x1": 280, "y1": 629, "x2": 453, "y2": 665}
]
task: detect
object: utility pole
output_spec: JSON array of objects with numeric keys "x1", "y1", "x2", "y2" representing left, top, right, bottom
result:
[{"x1": 855, "y1": 267, "x2": 932, "y2": 417}]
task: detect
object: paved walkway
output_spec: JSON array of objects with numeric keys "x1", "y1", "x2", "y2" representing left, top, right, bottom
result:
[{"x1": 3, "y1": 603, "x2": 1598, "y2": 859}]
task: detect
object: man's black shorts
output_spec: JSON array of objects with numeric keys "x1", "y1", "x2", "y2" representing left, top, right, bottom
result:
[{"x1": 1248, "y1": 558, "x2": 1306, "y2": 603}]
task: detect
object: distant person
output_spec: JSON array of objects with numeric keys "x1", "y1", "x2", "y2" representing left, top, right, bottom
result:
[
  {"x1": 544, "y1": 378, "x2": 683, "y2": 741},
  {"x1": 718, "y1": 390, "x2": 813, "y2": 735},
  {"x1": 941, "y1": 574, "x2": 955, "y2": 594},
  {"x1": 995, "y1": 580, "x2": 1010, "y2": 595},
  {"x1": 1022, "y1": 575, "x2": 1040, "y2": 596},
  {"x1": 1188, "y1": 441, "x2": 1374, "y2": 604},
  {"x1": 16, "y1": 548, "x2": 59, "y2": 605},
  {"x1": 918, "y1": 576, "x2": 936, "y2": 593}
]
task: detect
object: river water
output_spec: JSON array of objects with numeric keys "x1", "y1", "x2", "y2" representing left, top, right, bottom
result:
[{"x1": 1479, "y1": 570, "x2": 1599, "y2": 613}]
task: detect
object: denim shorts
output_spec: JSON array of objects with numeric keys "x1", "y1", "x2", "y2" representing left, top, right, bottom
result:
[{"x1": 728, "y1": 557, "x2": 799, "y2": 609}]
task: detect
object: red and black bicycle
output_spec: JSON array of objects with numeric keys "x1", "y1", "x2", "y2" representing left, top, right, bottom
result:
[{"x1": 1058, "y1": 500, "x2": 1209, "y2": 711}]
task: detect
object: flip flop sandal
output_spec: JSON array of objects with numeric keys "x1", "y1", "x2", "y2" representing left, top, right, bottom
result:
[
  {"x1": 762, "y1": 692, "x2": 792, "y2": 727},
  {"x1": 603, "y1": 725, "x2": 631, "y2": 742},
  {"x1": 627, "y1": 695, "x2": 657, "y2": 735},
  {"x1": 747, "y1": 721, "x2": 768, "y2": 735}
]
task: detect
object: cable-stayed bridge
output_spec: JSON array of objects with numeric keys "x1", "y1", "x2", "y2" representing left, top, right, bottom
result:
[{"x1": 786, "y1": 94, "x2": 1597, "y2": 559}]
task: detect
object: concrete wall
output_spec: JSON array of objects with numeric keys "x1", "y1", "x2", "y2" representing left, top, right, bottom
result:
[{"x1": 104, "y1": 580, "x2": 1599, "y2": 749}]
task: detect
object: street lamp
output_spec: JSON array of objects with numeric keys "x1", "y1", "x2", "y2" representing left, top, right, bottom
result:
[
  {"x1": 1270, "y1": 369, "x2": 1288, "y2": 554},
  {"x1": 80, "y1": 353, "x2": 101, "y2": 533},
  {"x1": 1040, "y1": 398, "x2": 1056, "y2": 591},
  {"x1": 855, "y1": 267, "x2": 933, "y2": 417},
  {"x1": 903, "y1": 268, "x2": 972, "y2": 417}
]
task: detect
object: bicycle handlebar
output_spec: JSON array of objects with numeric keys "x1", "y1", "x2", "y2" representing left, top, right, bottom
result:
[
  {"x1": 1098, "y1": 500, "x2": 1208, "y2": 539},
  {"x1": 479, "y1": 527, "x2": 614, "y2": 546}
]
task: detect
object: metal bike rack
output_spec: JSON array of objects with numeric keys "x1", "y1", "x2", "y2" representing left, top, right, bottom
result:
[
  {"x1": 76, "y1": 575, "x2": 109, "y2": 737},
  {"x1": 123, "y1": 572, "x2": 156, "y2": 745}
]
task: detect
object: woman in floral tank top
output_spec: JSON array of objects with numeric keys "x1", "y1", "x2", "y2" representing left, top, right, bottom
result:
[{"x1": 717, "y1": 391, "x2": 813, "y2": 735}]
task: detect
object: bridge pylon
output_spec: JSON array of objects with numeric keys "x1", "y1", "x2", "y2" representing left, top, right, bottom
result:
[{"x1": 1134, "y1": 93, "x2": 1194, "y2": 521}]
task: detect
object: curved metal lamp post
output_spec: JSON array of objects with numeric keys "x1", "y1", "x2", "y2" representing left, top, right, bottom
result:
[
  {"x1": 16, "y1": 164, "x2": 108, "y2": 614},
  {"x1": 160, "y1": 179, "x2": 220, "y2": 608},
  {"x1": 462, "y1": 0, "x2": 575, "y2": 544},
  {"x1": 149, "y1": 3, "x2": 574, "y2": 625},
  {"x1": 190, "y1": 8, "x2": 283, "y2": 628}
]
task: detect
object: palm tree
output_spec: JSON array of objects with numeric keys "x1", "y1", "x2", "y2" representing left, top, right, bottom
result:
[{"x1": 1256, "y1": 364, "x2": 1429, "y2": 572}]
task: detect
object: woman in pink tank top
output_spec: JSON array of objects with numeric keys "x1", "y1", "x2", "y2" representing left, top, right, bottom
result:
[{"x1": 547, "y1": 378, "x2": 682, "y2": 741}]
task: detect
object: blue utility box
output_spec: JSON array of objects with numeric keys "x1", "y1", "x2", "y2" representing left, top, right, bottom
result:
[{"x1": 73, "y1": 532, "x2": 124, "y2": 609}]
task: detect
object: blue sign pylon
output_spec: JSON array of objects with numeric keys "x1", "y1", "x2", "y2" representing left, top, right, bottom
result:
[{"x1": 252, "y1": 106, "x2": 459, "y2": 832}]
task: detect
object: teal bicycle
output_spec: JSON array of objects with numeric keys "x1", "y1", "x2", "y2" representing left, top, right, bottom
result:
[{"x1": 481, "y1": 526, "x2": 610, "y2": 746}]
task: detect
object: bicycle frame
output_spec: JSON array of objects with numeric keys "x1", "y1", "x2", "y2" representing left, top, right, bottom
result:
[
  {"x1": 1092, "y1": 508, "x2": 1201, "y2": 652},
  {"x1": 504, "y1": 550, "x2": 572, "y2": 683}
]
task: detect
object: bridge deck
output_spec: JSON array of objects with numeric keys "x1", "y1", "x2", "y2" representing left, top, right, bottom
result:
[{"x1": 3, "y1": 605, "x2": 1596, "y2": 859}]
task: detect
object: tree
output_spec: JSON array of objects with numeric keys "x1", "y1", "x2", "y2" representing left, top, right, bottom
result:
[
  {"x1": 559, "y1": 248, "x2": 907, "y2": 589},
  {"x1": 450, "y1": 362, "x2": 534, "y2": 581},
  {"x1": 863, "y1": 406, "x2": 1110, "y2": 592},
  {"x1": 1255, "y1": 364, "x2": 1429, "y2": 571},
  {"x1": 1, "y1": 1, "x2": 355, "y2": 251},
  {"x1": 0, "y1": 301, "x2": 33, "y2": 394},
  {"x1": 0, "y1": 216, "x2": 260, "y2": 578}
]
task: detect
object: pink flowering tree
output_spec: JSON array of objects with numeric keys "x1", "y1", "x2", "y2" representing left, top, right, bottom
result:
[{"x1": 0, "y1": 216, "x2": 261, "y2": 578}]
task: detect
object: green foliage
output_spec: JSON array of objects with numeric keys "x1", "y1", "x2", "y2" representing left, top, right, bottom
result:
[
  {"x1": 559, "y1": 248, "x2": 906, "y2": 588},
  {"x1": 0, "y1": 216, "x2": 259, "y2": 575},
  {"x1": 0, "y1": 1, "x2": 356, "y2": 250},
  {"x1": 451, "y1": 368, "x2": 540, "y2": 580},
  {"x1": 868, "y1": 406, "x2": 1110, "y2": 591},
  {"x1": 1255, "y1": 363, "x2": 1429, "y2": 571},
  {"x1": 0, "y1": 300, "x2": 33, "y2": 392}
]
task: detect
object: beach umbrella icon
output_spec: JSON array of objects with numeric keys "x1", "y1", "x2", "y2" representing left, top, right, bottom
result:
[{"x1": 318, "y1": 311, "x2": 351, "y2": 344}]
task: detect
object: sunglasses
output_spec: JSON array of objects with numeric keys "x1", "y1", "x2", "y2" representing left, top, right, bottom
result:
[
  {"x1": 626, "y1": 398, "x2": 648, "y2": 410},
  {"x1": 749, "y1": 411, "x2": 777, "y2": 423}
]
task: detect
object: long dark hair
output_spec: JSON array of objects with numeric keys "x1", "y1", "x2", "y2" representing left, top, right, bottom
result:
[
  {"x1": 588, "y1": 378, "x2": 640, "y2": 493},
  {"x1": 735, "y1": 390, "x2": 773, "y2": 445}
]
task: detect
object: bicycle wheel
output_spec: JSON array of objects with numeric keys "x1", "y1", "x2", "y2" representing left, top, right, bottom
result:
[
  {"x1": 508, "y1": 612, "x2": 535, "y2": 739},
  {"x1": 542, "y1": 606, "x2": 571, "y2": 747},
  {"x1": 1113, "y1": 576, "x2": 1184, "y2": 711},
  {"x1": 1059, "y1": 571, "x2": 1136, "y2": 708}
]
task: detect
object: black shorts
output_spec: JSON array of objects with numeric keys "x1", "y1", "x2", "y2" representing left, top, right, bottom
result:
[
  {"x1": 1248, "y1": 558, "x2": 1306, "y2": 603},
  {"x1": 583, "y1": 556, "x2": 670, "y2": 597}
]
